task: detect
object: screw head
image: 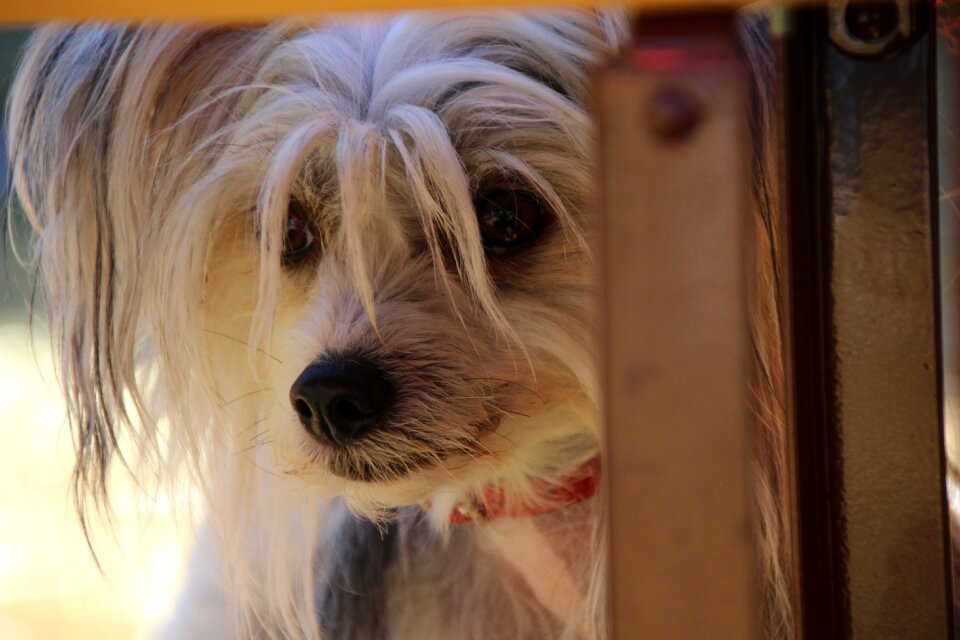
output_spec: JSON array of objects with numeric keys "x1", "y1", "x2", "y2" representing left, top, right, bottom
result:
[
  {"x1": 647, "y1": 87, "x2": 701, "y2": 143},
  {"x1": 844, "y1": 1, "x2": 900, "y2": 42}
]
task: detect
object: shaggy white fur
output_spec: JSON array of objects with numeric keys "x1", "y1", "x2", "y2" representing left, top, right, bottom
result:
[{"x1": 6, "y1": 9, "x2": 789, "y2": 640}]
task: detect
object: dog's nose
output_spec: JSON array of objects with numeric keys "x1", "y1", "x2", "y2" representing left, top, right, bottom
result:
[{"x1": 290, "y1": 358, "x2": 394, "y2": 445}]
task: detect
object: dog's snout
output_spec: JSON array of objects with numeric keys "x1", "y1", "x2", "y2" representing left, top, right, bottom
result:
[{"x1": 290, "y1": 358, "x2": 394, "y2": 445}]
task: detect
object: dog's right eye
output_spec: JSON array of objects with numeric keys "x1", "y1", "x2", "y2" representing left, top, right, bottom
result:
[
  {"x1": 282, "y1": 201, "x2": 319, "y2": 267},
  {"x1": 475, "y1": 189, "x2": 546, "y2": 251}
]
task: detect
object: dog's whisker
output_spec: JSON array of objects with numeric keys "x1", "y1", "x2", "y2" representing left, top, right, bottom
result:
[
  {"x1": 463, "y1": 376, "x2": 546, "y2": 404},
  {"x1": 483, "y1": 402, "x2": 531, "y2": 420},
  {"x1": 220, "y1": 388, "x2": 275, "y2": 407},
  {"x1": 248, "y1": 429, "x2": 270, "y2": 444},
  {"x1": 238, "y1": 416, "x2": 270, "y2": 433},
  {"x1": 237, "y1": 442, "x2": 260, "y2": 455},
  {"x1": 482, "y1": 428, "x2": 521, "y2": 450},
  {"x1": 201, "y1": 328, "x2": 283, "y2": 363},
  {"x1": 444, "y1": 394, "x2": 496, "y2": 402}
]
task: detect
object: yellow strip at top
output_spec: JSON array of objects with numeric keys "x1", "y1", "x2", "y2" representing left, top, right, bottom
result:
[{"x1": 0, "y1": 0, "x2": 750, "y2": 25}]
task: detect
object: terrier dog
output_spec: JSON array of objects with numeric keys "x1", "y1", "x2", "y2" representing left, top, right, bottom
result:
[{"x1": 6, "y1": 10, "x2": 788, "y2": 639}]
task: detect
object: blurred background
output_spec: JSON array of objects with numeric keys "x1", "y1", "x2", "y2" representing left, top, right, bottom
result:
[{"x1": 0, "y1": 29, "x2": 191, "y2": 640}]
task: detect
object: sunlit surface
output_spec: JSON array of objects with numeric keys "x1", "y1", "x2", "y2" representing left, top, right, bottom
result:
[
  {"x1": 946, "y1": 376, "x2": 960, "y2": 500},
  {"x1": 0, "y1": 321, "x2": 191, "y2": 640}
]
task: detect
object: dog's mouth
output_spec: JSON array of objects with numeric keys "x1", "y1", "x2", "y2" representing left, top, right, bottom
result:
[
  {"x1": 287, "y1": 350, "x2": 541, "y2": 483},
  {"x1": 317, "y1": 413, "x2": 502, "y2": 482}
]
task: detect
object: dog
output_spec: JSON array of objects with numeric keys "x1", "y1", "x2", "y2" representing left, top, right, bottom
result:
[{"x1": 5, "y1": 10, "x2": 789, "y2": 639}]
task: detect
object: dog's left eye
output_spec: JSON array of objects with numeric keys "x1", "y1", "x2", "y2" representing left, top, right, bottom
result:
[
  {"x1": 475, "y1": 190, "x2": 545, "y2": 250},
  {"x1": 282, "y1": 202, "x2": 318, "y2": 266}
]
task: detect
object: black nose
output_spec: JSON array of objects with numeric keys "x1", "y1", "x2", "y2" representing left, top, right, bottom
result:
[{"x1": 290, "y1": 358, "x2": 394, "y2": 445}]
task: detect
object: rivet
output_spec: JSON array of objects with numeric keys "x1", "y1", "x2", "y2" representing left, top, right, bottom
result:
[
  {"x1": 647, "y1": 87, "x2": 701, "y2": 143},
  {"x1": 844, "y1": 0, "x2": 900, "y2": 42}
]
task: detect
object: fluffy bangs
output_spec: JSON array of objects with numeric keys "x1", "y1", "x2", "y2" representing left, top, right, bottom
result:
[{"x1": 242, "y1": 13, "x2": 614, "y2": 352}]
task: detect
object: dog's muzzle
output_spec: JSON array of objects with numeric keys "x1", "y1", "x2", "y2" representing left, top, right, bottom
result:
[{"x1": 289, "y1": 357, "x2": 394, "y2": 446}]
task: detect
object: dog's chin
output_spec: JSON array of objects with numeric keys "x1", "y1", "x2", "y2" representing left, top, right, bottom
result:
[
  {"x1": 279, "y1": 397, "x2": 596, "y2": 510},
  {"x1": 295, "y1": 411, "x2": 501, "y2": 483},
  {"x1": 288, "y1": 452, "x2": 488, "y2": 510},
  {"x1": 320, "y1": 415, "x2": 503, "y2": 483}
]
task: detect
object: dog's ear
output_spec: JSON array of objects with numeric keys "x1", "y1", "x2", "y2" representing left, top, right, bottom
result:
[{"x1": 5, "y1": 24, "x2": 288, "y2": 526}]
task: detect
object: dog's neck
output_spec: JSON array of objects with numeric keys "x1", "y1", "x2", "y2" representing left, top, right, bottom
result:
[
  {"x1": 437, "y1": 457, "x2": 602, "y2": 633},
  {"x1": 443, "y1": 456, "x2": 601, "y2": 524},
  {"x1": 481, "y1": 493, "x2": 599, "y2": 635}
]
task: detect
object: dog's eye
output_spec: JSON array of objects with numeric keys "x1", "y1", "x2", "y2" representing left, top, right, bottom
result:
[
  {"x1": 475, "y1": 190, "x2": 545, "y2": 249},
  {"x1": 282, "y1": 201, "x2": 318, "y2": 266}
]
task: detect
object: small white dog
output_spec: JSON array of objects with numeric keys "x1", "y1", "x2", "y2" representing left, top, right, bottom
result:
[{"x1": 6, "y1": 10, "x2": 787, "y2": 639}]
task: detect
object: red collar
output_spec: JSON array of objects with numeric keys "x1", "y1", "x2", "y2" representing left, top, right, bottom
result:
[{"x1": 444, "y1": 457, "x2": 601, "y2": 524}]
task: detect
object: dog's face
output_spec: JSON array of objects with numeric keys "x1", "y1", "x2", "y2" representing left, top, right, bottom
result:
[
  {"x1": 9, "y1": 12, "x2": 626, "y2": 514},
  {"x1": 200, "y1": 15, "x2": 625, "y2": 507}
]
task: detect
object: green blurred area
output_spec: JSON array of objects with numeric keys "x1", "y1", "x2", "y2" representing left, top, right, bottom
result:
[{"x1": 0, "y1": 29, "x2": 31, "y2": 322}]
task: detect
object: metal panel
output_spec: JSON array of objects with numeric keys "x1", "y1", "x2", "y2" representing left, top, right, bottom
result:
[
  {"x1": 780, "y1": 2, "x2": 954, "y2": 637},
  {"x1": 598, "y1": 15, "x2": 759, "y2": 639}
]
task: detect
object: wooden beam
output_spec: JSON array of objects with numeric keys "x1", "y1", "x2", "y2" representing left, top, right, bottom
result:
[{"x1": 599, "y1": 14, "x2": 759, "y2": 639}]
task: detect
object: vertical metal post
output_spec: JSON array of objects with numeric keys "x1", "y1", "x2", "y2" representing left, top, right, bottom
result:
[
  {"x1": 598, "y1": 14, "x2": 759, "y2": 639},
  {"x1": 781, "y1": 1, "x2": 955, "y2": 636}
]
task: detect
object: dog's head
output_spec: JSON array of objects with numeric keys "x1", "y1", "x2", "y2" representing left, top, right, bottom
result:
[{"x1": 7, "y1": 12, "x2": 627, "y2": 516}]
